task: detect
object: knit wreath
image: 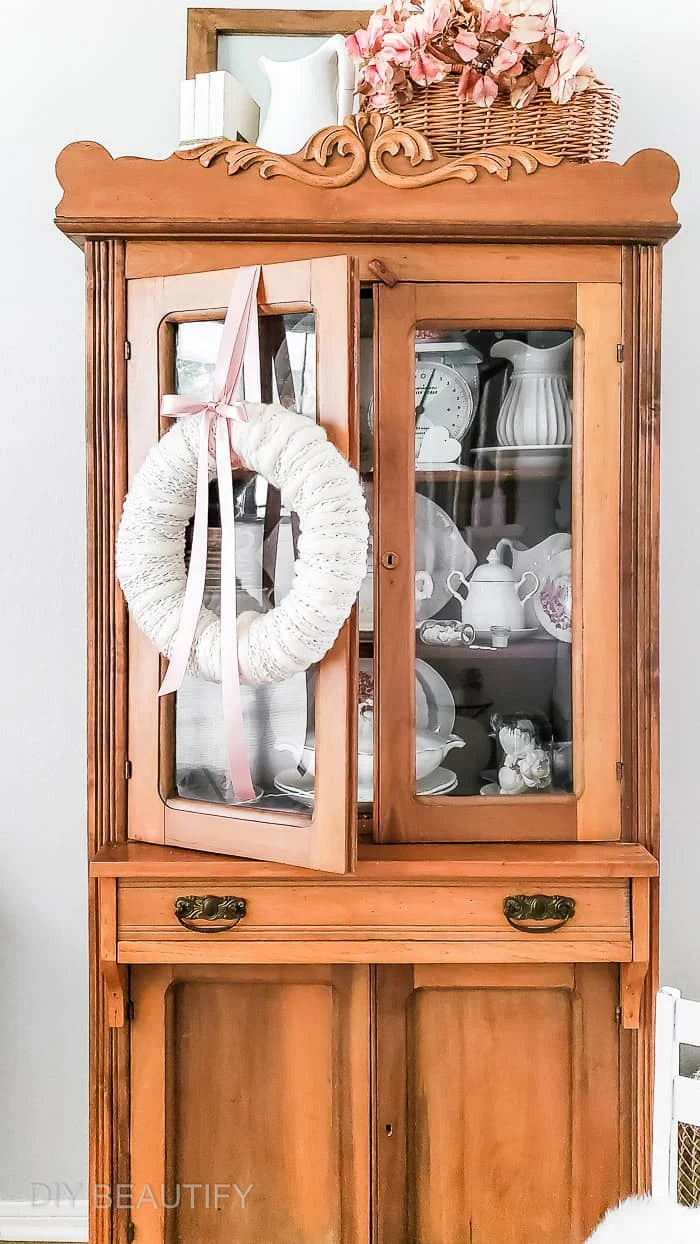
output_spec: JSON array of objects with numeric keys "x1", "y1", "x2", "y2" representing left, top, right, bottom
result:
[{"x1": 116, "y1": 402, "x2": 369, "y2": 685}]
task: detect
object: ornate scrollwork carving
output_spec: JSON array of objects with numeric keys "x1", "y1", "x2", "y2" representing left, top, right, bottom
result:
[
  {"x1": 176, "y1": 113, "x2": 561, "y2": 190},
  {"x1": 178, "y1": 121, "x2": 368, "y2": 188}
]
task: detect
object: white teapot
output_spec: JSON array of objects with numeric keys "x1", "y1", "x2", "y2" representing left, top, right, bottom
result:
[{"x1": 447, "y1": 548, "x2": 538, "y2": 632}]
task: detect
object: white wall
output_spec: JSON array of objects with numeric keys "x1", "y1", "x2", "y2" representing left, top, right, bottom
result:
[{"x1": 0, "y1": 0, "x2": 698, "y2": 1232}]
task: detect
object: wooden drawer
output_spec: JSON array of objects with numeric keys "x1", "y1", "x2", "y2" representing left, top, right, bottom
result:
[{"x1": 117, "y1": 879, "x2": 631, "y2": 956}]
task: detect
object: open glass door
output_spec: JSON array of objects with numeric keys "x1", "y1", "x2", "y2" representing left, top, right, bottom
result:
[
  {"x1": 375, "y1": 281, "x2": 622, "y2": 843},
  {"x1": 126, "y1": 257, "x2": 359, "y2": 871}
]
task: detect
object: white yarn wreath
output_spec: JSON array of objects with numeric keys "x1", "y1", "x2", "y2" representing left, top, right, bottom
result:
[{"x1": 116, "y1": 402, "x2": 369, "y2": 686}]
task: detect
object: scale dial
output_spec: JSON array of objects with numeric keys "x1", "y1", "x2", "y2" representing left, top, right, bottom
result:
[{"x1": 414, "y1": 359, "x2": 475, "y2": 444}]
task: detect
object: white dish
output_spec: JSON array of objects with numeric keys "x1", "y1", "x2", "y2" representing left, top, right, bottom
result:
[
  {"x1": 359, "y1": 657, "x2": 456, "y2": 740},
  {"x1": 533, "y1": 549, "x2": 572, "y2": 643},
  {"x1": 472, "y1": 445, "x2": 572, "y2": 470},
  {"x1": 274, "y1": 769, "x2": 316, "y2": 805},
  {"x1": 275, "y1": 766, "x2": 459, "y2": 803},
  {"x1": 359, "y1": 487, "x2": 476, "y2": 629},
  {"x1": 416, "y1": 767, "x2": 459, "y2": 797},
  {"x1": 480, "y1": 782, "x2": 502, "y2": 796},
  {"x1": 415, "y1": 658, "x2": 456, "y2": 736},
  {"x1": 496, "y1": 533, "x2": 572, "y2": 627}
]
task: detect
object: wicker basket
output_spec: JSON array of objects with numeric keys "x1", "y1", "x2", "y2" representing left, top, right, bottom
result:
[
  {"x1": 678, "y1": 1070, "x2": 700, "y2": 1208},
  {"x1": 387, "y1": 70, "x2": 620, "y2": 162}
]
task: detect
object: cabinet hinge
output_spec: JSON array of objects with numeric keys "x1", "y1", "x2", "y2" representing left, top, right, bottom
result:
[
  {"x1": 616, "y1": 761, "x2": 624, "y2": 783},
  {"x1": 124, "y1": 759, "x2": 133, "y2": 781},
  {"x1": 124, "y1": 340, "x2": 132, "y2": 361},
  {"x1": 615, "y1": 1004, "x2": 622, "y2": 1025},
  {"x1": 126, "y1": 1221, "x2": 136, "y2": 1242},
  {"x1": 126, "y1": 999, "x2": 135, "y2": 1022},
  {"x1": 616, "y1": 343, "x2": 624, "y2": 363}
]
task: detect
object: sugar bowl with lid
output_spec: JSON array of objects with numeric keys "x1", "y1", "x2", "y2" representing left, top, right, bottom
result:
[{"x1": 447, "y1": 548, "x2": 538, "y2": 633}]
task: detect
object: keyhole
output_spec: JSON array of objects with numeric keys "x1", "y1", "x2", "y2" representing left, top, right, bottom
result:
[
  {"x1": 385, "y1": 1123, "x2": 393, "y2": 1137},
  {"x1": 381, "y1": 551, "x2": 400, "y2": 570}
]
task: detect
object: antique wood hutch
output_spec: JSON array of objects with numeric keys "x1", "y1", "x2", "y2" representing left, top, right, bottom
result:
[{"x1": 55, "y1": 113, "x2": 678, "y2": 1244}]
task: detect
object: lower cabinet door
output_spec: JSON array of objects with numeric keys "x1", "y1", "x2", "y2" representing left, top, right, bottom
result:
[
  {"x1": 375, "y1": 963, "x2": 629, "y2": 1244},
  {"x1": 130, "y1": 964, "x2": 371, "y2": 1244}
]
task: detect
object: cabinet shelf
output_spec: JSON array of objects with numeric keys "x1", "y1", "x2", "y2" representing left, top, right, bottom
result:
[
  {"x1": 363, "y1": 464, "x2": 570, "y2": 484},
  {"x1": 416, "y1": 637, "x2": 558, "y2": 661},
  {"x1": 361, "y1": 636, "x2": 559, "y2": 660},
  {"x1": 90, "y1": 840, "x2": 658, "y2": 880}
]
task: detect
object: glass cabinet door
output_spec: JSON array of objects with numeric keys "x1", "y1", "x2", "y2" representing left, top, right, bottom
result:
[
  {"x1": 125, "y1": 258, "x2": 359, "y2": 871},
  {"x1": 374, "y1": 282, "x2": 622, "y2": 843}
]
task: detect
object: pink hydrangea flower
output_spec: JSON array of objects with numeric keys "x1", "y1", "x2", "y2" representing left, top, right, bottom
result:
[
  {"x1": 347, "y1": 0, "x2": 594, "y2": 112},
  {"x1": 491, "y1": 39, "x2": 523, "y2": 77},
  {"x1": 459, "y1": 65, "x2": 499, "y2": 106},
  {"x1": 410, "y1": 48, "x2": 451, "y2": 85},
  {"x1": 453, "y1": 29, "x2": 479, "y2": 63},
  {"x1": 510, "y1": 75, "x2": 539, "y2": 107}
]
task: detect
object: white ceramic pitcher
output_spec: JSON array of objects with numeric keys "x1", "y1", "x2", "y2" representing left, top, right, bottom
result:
[
  {"x1": 257, "y1": 35, "x2": 355, "y2": 155},
  {"x1": 492, "y1": 337, "x2": 573, "y2": 447}
]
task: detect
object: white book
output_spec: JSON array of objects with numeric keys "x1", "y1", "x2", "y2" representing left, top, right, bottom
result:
[
  {"x1": 208, "y1": 70, "x2": 260, "y2": 144},
  {"x1": 178, "y1": 79, "x2": 196, "y2": 146},
  {"x1": 193, "y1": 73, "x2": 211, "y2": 143}
]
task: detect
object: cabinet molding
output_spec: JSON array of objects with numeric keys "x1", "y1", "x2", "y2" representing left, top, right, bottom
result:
[{"x1": 55, "y1": 141, "x2": 679, "y2": 245}]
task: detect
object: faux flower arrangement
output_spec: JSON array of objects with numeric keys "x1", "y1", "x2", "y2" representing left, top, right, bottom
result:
[{"x1": 347, "y1": 0, "x2": 594, "y2": 112}]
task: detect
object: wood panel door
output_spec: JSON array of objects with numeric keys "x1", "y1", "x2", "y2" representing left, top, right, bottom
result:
[
  {"x1": 125, "y1": 257, "x2": 360, "y2": 871},
  {"x1": 375, "y1": 962, "x2": 629, "y2": 1244},
  {"x1": 130, "y1": 963, "x2": 371, "y2": 1244},
  {"x1": 375, "y1": 281, "x2": 623, "y2": 843}
]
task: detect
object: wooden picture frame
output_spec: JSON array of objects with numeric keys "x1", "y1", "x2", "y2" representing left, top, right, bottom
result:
[{"x1": 186, "y1": 7, "x2": 371, "y2": 77}]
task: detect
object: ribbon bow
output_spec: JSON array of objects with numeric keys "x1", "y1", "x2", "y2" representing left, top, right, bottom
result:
[{"x1": 159, "y1": 266, "x2": 263, "y2": 803}]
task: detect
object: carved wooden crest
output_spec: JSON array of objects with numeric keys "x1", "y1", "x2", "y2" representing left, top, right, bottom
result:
[{"x1": 177, "y1": 111, "x2": 562, "y2": 189}]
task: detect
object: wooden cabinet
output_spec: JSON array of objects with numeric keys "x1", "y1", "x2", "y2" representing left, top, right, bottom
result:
[
  {"x1": 127, "y1": 958, "x2": 626, "y2": 1244},
  {"x1": 56, "y1": 115, "x2": 677, "y2": 1244}
]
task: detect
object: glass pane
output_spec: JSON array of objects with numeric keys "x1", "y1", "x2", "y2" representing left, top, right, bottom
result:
[
  {"x1": 173, "y1": 311, "x2": 318, "y2": 814},
  {"x1": 413, "y1": 328, "x2": 573, "y2": 799},
  {"x1": 358, "y1": 289, "x2": 375, "y2": 817}
]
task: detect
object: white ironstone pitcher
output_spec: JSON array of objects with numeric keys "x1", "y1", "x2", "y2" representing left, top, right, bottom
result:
[{"x1": 492, "y1": 337, "x2": 573, "y2": 448}]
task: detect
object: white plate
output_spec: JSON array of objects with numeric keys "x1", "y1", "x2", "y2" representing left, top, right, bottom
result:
[
  {"x1": 274, "y1": 769, "x2": 315, "y2": 805},
  {"x1": 358, "y1": 656, "x2": 456, "y2": 741},
  {"x1": 416, "y1": 767, "x2": 458, "y2": 796},
  {"x1": 472, "y1": 445, "x2": 571, "y2": 470},
  {"x1": 533, "y1": 549, "x2": 572, "y2": 643},
  {"x1": 359, "y1": 486, "x2": 476, "y2": 629},
  {"x1": 415, "y1": 658, "x2": 456, "y2": 736},
  {"x1": 275, "y1": 766, "x2": 459, "y2": 803}
]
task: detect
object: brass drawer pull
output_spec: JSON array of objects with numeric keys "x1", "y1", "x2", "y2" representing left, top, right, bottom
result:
[
  {"x1": 174, "y1": 895, "x2": 247, "y2": 933},
  {"x1": 503, "y1": 894, "x2": 575, "y2": 934}
]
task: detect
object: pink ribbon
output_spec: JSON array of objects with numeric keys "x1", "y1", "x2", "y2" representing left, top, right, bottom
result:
[{"x1": 159, "y1": 266, "x2": 263, "y2": 803}]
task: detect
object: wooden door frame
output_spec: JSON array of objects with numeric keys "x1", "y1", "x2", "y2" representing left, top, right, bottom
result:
[
  {"x1": 186, "y1": 8, "x2": 371, "y2": 77},
  {"x1": 375, "y1": 280, "x2": 622, "y2": 844},
  {"x1": 125, "y1": 257, "x2": 360, "y2": 872}
]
